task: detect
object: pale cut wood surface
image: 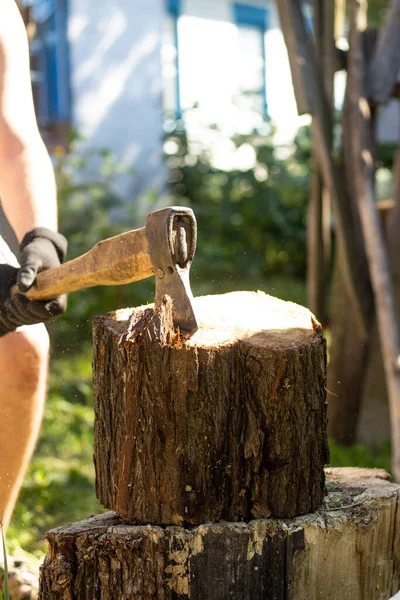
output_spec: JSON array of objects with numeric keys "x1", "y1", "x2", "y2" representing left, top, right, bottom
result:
[
  {"x1": 38, "y1": 467, "x2": 400, "y2": 600},
  {"x1": 12, "y1": 227, "x2": 154, "y2": 301},
  {"x1": 93, "y1": 291, "x2": 328, "y2": 525},
  {"x1": 111, "y1": 290, "x2": 321, "y2": 348}
]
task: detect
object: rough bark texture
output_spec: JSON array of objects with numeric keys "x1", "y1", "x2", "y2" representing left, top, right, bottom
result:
[
  {"x1": 92, "y1": 291, "x2": 328, "y2": 525},
  {"x1": 38, "y1": 468, "x2": 400, "y2": 600}
]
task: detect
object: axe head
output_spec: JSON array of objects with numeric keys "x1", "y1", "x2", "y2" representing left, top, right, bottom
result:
[{"x1": 145, "y1": 206, "x2": 198, "y2": 336}]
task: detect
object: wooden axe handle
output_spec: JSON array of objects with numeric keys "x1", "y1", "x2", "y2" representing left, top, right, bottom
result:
[{"x1": 11, "y1": 227, "x2": 154, "y2": 301}]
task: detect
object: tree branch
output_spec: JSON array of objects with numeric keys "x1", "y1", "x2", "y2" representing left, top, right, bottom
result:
[{"x1": 276, "y1": 0, "x2": 370, "y2": 338}]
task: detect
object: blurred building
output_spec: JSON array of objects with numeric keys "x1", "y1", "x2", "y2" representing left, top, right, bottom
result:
[{"x1": 23, "y1": 0, "x2": 400, "y2": 200}]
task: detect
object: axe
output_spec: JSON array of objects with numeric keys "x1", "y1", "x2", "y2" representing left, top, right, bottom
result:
[{"x1": 11, "y1": 206, "x2": 198, "y2": 336}]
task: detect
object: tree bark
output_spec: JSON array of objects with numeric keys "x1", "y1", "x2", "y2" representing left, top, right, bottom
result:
[
  {"x1": 38, "y1": 468, "x2": 400, "y2": 600},
  {"x1": 92, "y1": 291, "x2": 329, "y2": 525}
]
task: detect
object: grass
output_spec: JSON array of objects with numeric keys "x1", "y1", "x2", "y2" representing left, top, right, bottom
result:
[{"x1": 328, "y1": 437, "x2": 391, "y2": 474}]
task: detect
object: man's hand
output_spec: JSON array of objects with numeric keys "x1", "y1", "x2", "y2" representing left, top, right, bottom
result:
[{"x1": 0, "y1": 228, "x2": 67, "y2": 336}]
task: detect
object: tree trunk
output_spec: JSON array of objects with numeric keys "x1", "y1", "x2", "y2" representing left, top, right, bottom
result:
[
  {"x1": 358, "y1": 156, "x2": 400, "y2": 447},
  {"x1": 327, "y1": 247, "x2": 368, "y2": 444},
  {"x1": 92, "y1": 291, "x2": 329, "y2": 525},
  {"x1": 329, "y1": 203, "x2": 393, "y2": 447},
  {"x1": 327, "y1": 27, "x2": 379, "y2": 447},
  {"x1": 38, "y1": 468, "x2": 400, "y2": 600},
  {"x1": 345, "y1": 1, "x2": 400, "y2": 480},
  {"x1": 352, "y1": 201, "x2": 395, "y2": 446},
  {"x1": 307, "y1": 0, "x2": 335, "y2": 324}
]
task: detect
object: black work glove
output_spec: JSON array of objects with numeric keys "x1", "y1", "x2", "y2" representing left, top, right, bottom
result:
[{"x1": 0, "y1": 227, "x2": 68, "y2": 336}]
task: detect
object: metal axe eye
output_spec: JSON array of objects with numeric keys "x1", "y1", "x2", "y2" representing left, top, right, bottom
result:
[
  {"x1": 171, "y1": 213, "x2": 196, "y2": 267},
  {"x1": 145, "y1": 206, "x2": 198, "y2": 334},
  {"x1": 174, "y1": 217, "x2": 188, "y2": 267}
]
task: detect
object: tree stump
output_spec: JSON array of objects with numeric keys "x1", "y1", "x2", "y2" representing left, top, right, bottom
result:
[
  {"x1": 38, "y1": 468, "x2": 400, "y2": 600},
  {"x1": 92, "y1": 291, "x2": 328, "y2": 525}
]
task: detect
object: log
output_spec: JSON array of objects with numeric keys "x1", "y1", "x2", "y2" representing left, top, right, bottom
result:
[
  {"x1": 92, "y1": 291, "x2": 328, "y2": 525},
  {"x1": 38, "y1": 468, "x2": 400, "y2": 600},
  {"x1": 345, "y1": 0, "x2": 400, "y2": 480}
]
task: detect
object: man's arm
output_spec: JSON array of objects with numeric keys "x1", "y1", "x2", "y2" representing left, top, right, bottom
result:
[{"x1": 0, "y1": 0, "x2": 57, "y2": 241}]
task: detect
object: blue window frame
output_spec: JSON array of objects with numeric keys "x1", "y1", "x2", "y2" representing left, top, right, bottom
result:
[
  {"x1": 233, "y1": 3, "x2": 268, "y2": 117},
  {"x1": 27, "y1": 0, "x2": 71, "y2": 126}
]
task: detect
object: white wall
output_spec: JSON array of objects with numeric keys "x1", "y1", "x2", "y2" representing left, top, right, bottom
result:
[
  {"x1": 180, "y1": 0, "x2": 302, "y2": 144},
  {"x1": 68, "y1": 0, "x2": 167, "y2": 204},
  {"x1": 66, "y1": 0, "x2": 305, "y2": 204}
]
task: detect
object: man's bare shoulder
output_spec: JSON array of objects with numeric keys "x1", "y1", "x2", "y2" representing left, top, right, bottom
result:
[
  {"x1": 0, "y1": 0, "x2": 38, "y2": 152},
  {"x1": 0, "y1": 0, "x2": 29, "y2": 53}
]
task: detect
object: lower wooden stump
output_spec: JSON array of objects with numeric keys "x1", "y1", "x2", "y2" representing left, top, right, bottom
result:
[{"x1": 39, "y1": 468, "x2": 400, "y2": 600}]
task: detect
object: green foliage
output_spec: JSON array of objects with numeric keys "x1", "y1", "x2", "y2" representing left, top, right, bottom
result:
[
  {"x1": 367, "y1": 0, "x2": 390, "y2": 26},
  {"x1": 50, "y1": 137, "x2": 155, "y2": 354},
  {"x1": 328, "y1": 437, "x2": 391, "y2": 475},
  {"x1": 165, "y1": 125, "x2": 310, "y2": 292},
  {"x1": 7, "y1": 351, "x2": 101, "y2": 557}
]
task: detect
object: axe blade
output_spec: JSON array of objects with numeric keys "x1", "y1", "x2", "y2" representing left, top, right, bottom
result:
[{"x1": 145, "y1": 206, "x2": 198, "y2": 336}]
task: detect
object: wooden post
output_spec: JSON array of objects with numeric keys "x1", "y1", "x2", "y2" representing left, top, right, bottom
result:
[
  {"x1": 307, "y1": 0, "x2": 334, "y2": 323},
  {"x1": 92, "y1": 291, "x2": 329, "y2": 525},
  {"x1": 327, "y1": 28, "x2": 377, "y2": 445},
  {"x1": 38, "y1": 468, "x2": 400, "y2": 600},
  {"x1": 346, "y1": 0, "x2": 400, "y2": 480}
]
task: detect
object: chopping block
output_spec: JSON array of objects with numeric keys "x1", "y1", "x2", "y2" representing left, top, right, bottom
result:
[{"x1": 92, "y1": 290, "x2": 329, "y2": 525}]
